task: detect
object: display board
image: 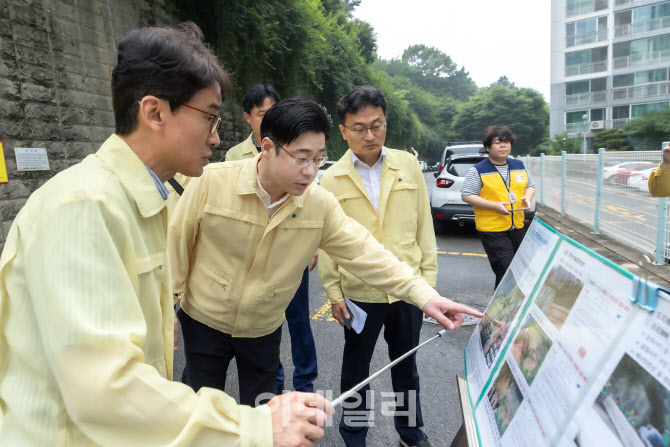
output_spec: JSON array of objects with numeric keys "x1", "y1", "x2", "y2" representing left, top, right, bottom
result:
[{"x1": 463, "y1": 219, "x2": 670, "y2": 447}]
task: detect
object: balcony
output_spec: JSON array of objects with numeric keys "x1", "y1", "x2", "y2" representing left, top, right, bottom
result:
[
  {"x1": 566, "y1": 91, "x2": 608, "y2": 105},
  {"x1": 614, "y1": 17, "x2": 670, "y2": 37},
  {"x1": 567, "y1": 0, "x2": 608, "y2": 17},
  {"x1": 566, "y1": 122, "x2": 590, "y2": 134},
  {"x1": 613, "y1": 49, "x2": 670, "y2": 69},
  {"x1": 612, "y1": 81, "x2": 670, "y2": 100},
  {"x1": 614, "y1": 0, "x2": 631, "y2": 5},
  {"x1": 566, "y1": 29, "x2": 609, "y2": 47},
  {"x1": 565, "y1": 60, "x2": 608, "y2": 76},
  {"x1": 611, "y1": 118, "x2": 630, "y2": 128}
]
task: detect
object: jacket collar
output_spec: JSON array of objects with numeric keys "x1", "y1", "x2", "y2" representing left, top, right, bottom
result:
[
  {"x1": 330, "y1": 147, "x2": 400, "y2": 176},
  {"x1": 95, "y1": 134, "x2": 166, "y2": 218},
  {"x1": 235, "y1": 153, "x2": 305, "y2": 208}
]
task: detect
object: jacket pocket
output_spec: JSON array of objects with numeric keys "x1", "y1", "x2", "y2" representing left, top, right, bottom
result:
[
  {"x1": 198, "y1": 260, "x2": 231, "y2": 290},
  {"x1": 392, "y1": 232, "x2": 421, "y2": 270}
]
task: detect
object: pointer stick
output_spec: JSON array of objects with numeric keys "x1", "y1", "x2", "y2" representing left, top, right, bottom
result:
[{"x1": 332, "y1": 329, "x2": 448, "y2": 408}]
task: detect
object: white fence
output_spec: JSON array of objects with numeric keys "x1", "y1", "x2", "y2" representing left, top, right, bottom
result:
[{"x1": 525, "y1": 150, "x2": 669, "y2": 264}]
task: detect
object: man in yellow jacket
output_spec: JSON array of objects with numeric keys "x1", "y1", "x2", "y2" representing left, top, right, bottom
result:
[
  {"x1": 648, "y1": 142, "x2": 670, "y2": 197},
  {"x1": 225, "y1": 84, "x2": 280, "y2": 162},
  {"x1": 318, "y1": 86, "x2": 437, "y2": 447},
  {"x1": 168, "y1": 97, "x2": 482, "y2": 410},
  {"x1": 0, "y1": 23, "x2": 332, "y2": 446}
]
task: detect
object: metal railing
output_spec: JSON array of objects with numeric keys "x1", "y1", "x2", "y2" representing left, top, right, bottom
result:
[
  {"x1": 567, "y1": 0, "x2": 609, "y2": 17},
  {"x1": 613, "y1": 49, "x2": 670, "y2": 69},
  {"x1": 566, "y1": 60, "x2": 608, "y2": 76},
  {"x1": 612, "y1": 81, "x2": 670, "y2": 100},
  {"x1": 614, "y1": 16, "x2": 670, "y2": 37},
  {"x1": 566, "y1": 29, "x2": 609, "y2": 47},
  {"x1": 566, "y1": 122, "x2": 590, "y2": 134},
  {"x1": 565, "y1": 90, "x2": 607, "y2": 106},
  {"x1": 526, "y1": 150, "x2": 668, "y2": 264}
]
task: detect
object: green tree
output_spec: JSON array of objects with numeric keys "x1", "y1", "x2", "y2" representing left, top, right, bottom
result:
[
  {"x1": 593, "y1": 129, "x2": 632, "y2": 151},
  {"x1": 489, "y1": 75, "x2": 515, "y2": 88},
  {"x1": 623, "y1": 108, "x2": 670, "y2": 150},
  {"x1": 535, "y1": 133, "x2": 582, "y2": 155},
  {"x1": 451, "y1": 86, "x2": 549, "y2": 155}
]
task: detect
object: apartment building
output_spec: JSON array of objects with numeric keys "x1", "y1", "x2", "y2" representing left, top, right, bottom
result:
[{"x1": 550, "y1": 0, "x2": 670, "y2": 151}]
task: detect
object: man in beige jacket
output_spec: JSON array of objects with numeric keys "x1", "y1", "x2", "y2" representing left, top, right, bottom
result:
[
  {"x1": 225, "y1": 84, "x2": 280, "y2": 161},
  {"x1": 0, "y1": 23, "x2": 331, "y2": 446},
  {"x1": 319, "y1": 85, "x2": 436, "y2": 447},
  {"x1": 168, "y1": 97, "x2": 482, "y2": 410}
]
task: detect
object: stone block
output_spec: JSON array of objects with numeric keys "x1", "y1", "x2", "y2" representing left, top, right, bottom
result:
[
  {"x1": 24, "y1": 103, "x2": 58, "y2": 120},
  {"x1": 20, "y1": 62, "x2": 56, "y2": 84},
  {"x1": 0, "y1": 119, "x2": 23, "y2": 138},
  {"x1": 8, "y1": 2, "x2": 45, "y2": 28},
  {"x1": 44, "y1": 141, "x2": 68, "y2": 159},
  {"x1": 0, "y1": 78, "x2": 21, "y2": 100},
  {"x1": 0, "y1": 99, "x2": 25, "y2": 119},
  {"x1": 23, "y1": 120, "x2": 63, "y2": 140},
  {"x1": 56, "y1": 89, "x2": 112, "y2": 110},
  {"x1": 66, "y1": 141, "x2": 97, "y2": 159},
  {"x1": 21, "y1": 82, "x2": 55, "y2": 102},
  {"x1": 0, "y1": 178, "x2": 35, "y2": 199},
  {"x1": 10, "y1": 23, "x2": 47, "y2": 46},
  {"x1": 56, "y1": 70, "x2": 110, "y2": 95},
  {"x1": 89, "y1": 108, "x2": 114, "y2": 127},
  {"x1": 1, "y1": 198, "x2": 28, "y2": 221},
  {"x1": 14, "y1": 42, "x2": 52, "y2": 68},
  {"x1": 61, "y1": 107, "x2": 90, "y2": 125}
]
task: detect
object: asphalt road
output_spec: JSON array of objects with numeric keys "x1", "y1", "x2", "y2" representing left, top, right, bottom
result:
[{"x1": 174, "y1": 171, "x2": 494, "y2": 446}]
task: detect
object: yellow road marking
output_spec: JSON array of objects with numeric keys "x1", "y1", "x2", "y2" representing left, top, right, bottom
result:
[
  {"x1": 311, "y1": 294, "x2": 337, "y2": 322},
  {"x1": 438, "y1": 251, "x2": 488, "y2": 258}
]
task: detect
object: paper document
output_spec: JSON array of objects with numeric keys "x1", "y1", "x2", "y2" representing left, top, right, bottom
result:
[{"x1": 344, "y1": 297, "x2": 367, "y2": 334}]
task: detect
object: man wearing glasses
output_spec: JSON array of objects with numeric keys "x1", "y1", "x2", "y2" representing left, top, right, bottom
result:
[
  {"x1": 168, "y1": 97, "x2": 482, "y2": 408},
  {"x1": 318, "y1": 85, "x2": 437, "y2": 447},
  {"x1": 224, "y1": 84, "x2": 319, "y2": 398},
  {"x1": 0, "y1": 23, "x2": 333, "y2": 446}
]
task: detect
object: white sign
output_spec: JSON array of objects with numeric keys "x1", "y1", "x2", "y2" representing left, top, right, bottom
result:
[{"x1": 15, "y1": 148, "x2": 50, "y2": 171}]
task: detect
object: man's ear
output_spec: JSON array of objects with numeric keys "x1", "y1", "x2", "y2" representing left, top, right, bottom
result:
[
  {"x1": 243, "y1": 112, "x2": 252, "y2": 126},
  {"x1": 138, "y1": 96, "x2": 165, "y2": 131},
  {"x1": 338, "y1": 124, "x2": 347, "y2": 141},
  {"x1": 260, "y1": 137, "x2": 275, "y2": 159}
]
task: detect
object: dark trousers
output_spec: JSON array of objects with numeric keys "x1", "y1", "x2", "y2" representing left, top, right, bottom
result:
[
  {"x1": 339, "y1": 300, "x2": 425, "y2": 447},
  {"x1": 478, "y1": 228, "x2": 526, "y2": 288},
  {"x1": 178, "y1": 308, "x2": 281, "y2": 407},
  {"x1": 275, "y1": 268, "x2": 318, "y2": 392}
]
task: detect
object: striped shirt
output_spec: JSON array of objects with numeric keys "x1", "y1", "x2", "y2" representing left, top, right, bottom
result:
[{"x1": 461, "y1": 163, "x2": 535, "y2": 196}]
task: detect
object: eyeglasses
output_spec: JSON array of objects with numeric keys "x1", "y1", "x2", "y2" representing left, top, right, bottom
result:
[
  {"x1": 280, "y1": 146, "x2": 328, "y2": 168},
  {"x1": 140, "y1": 97, "x2": 222, "y2": 134},
  {"x1": 179, "y1": 103, "x2": 222, "y2": 134},
  {"x1": 343, "y1": 123, "x2": 387, "y2": 138}
]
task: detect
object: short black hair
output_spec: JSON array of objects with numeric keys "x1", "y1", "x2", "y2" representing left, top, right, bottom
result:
[
  {"x1": 337, "y1": 85, "x2": 387, "y2": 123},
  {"x1": 242, "y1": 84, "x2": 281, "y2": 114},
  {"x1": 112, "y1": 22, "x2": 231, "y2": 135},
  {"x1": 483, "y1": 125, "x2": 517, "y2": 149},
  {"x1": 260, "y1": 97, "x2": 332, "y2": 152}
]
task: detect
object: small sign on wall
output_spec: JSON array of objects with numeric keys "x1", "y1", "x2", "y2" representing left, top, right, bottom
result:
[
  {"x1": 15, "y1": 147, "x2": 50, "y2": 172},
  {"x1": 0, "y1": 142, "x2": 7, "y2": 183}
]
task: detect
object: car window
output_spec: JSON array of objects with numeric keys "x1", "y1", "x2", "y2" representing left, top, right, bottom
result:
[{"x1": 446, "y1": 159, "x2": 482, "y2": 177}]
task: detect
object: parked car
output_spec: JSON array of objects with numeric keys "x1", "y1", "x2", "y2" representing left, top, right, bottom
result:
[
  {"x1": 603, "y1": 161, "x2": 649, "y2": 183},
  {"x1": 628, "y1": 167, "x2": 655, "y2": 193},
  {"x1": 614, "y1": 163, "x2": 657, "y2": 185},
  {"x1": 430, "y1": 154, "x2": 536, "y2": 229},
  {"x1": 435, "y1": 143, "x2": 485, "y2": 177},
  {"x1": 313, "y1": 161, "x2": 335, "y2": 185}
]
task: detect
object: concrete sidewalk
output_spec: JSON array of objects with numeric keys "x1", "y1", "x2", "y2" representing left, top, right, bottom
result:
[{"x1": 535, "y1": 205, "x2": 669, "y2": 289}]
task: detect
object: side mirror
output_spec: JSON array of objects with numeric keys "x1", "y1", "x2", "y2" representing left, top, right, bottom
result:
[{"x1": 434, "y1": 172, "x2": 439, "y2": 178}]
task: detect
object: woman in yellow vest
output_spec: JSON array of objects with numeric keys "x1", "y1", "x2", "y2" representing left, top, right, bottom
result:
[{"x1": 461, "y1": 126, "x2": 535, "y2": 288}]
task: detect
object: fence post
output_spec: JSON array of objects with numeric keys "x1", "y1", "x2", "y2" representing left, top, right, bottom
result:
[
  {"x1": 540, "y1": 153, "x2": 545, "y2": 206},
  {"x1": 593, "y1": 148, "x2": 605, "y2": 234},
  {"x1": 656, "y1": 198, "x2": 668, "y2": 265},
  {"x1": 561, "y1": 151, "x2": 567, "y2": 217}
]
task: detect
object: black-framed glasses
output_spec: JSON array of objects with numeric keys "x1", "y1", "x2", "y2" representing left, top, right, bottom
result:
[
  {"x1": 280, "y1": 146, "x2": 328, "y2": 168},
  {"x1": 343, "y1": 122, "x2": 387, "y2": 138},
  {"x1": 178, "y1": 103, "x2": 222, "y2": 134},
  {"x1": 140, "y1": 97, "x2": 222, "y2": 134}
]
